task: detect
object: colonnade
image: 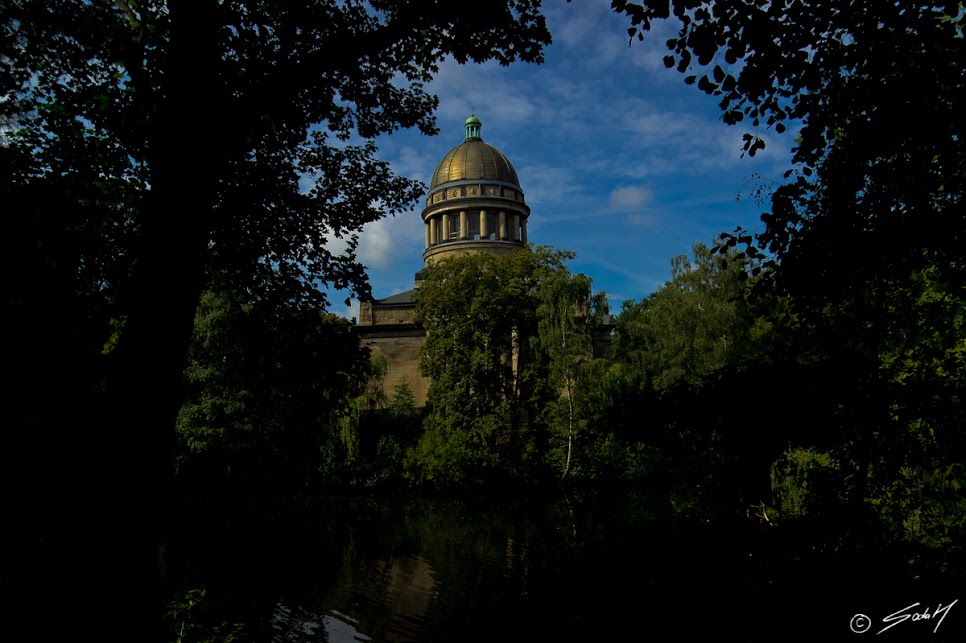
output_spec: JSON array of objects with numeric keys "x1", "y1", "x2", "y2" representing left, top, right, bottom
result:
[{"x1": 425, "y1": 209, "x2": 528, "y2": 248}]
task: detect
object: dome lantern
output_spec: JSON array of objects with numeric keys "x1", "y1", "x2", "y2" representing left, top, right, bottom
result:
[{"x1": 464, "y1": 114, "x2": 482, "y2": 141}]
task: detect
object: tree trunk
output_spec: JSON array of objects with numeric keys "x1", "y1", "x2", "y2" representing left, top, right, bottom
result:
[
  {"x1": 101, "y1": 1, "x2": 224, "y2": 635},
  {"x1": 561, "y1": 376, "x2": 575, "y2": 480}
]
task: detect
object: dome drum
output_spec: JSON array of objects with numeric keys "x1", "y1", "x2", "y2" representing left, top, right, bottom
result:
[{"x1": 422, "y1": 205, "x2": 528, "y2": 263}]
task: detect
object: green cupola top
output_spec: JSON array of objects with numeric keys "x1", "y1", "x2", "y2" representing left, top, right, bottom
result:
[{"x1": 464, "y1": 114, "x2": 482, "y2": 141}]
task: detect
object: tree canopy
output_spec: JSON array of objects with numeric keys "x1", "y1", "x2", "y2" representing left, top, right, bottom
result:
[
  {"x1": 175, "y1": 288, "x2": 372, "y2": 491},
  {"x1": 1, "y1": 0, "x2": 552, "y2": 477},
  {"x1": 410, "y1": 247, "x2": 609, "y2": 485},
  {"x1": 614, "y1": 241, "x2": 769, "y2": 392},
  {"x1": 612, "y1": 0, "x2": 966, "y2": 536},
  {"x1": 612, "y1": 0, "x2": 964, "y2": 272},
  {"x1": 1, "y1": 1, "x2": 552, "y2": 635},
  {"x1": 2, "y1": 0, "x2": 551, "y2": 311}
]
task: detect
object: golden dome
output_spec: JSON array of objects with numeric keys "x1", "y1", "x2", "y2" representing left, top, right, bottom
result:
[
  {"x1": 429, "y1": 117, "x2": 520, "y2": 190},
  {"x1": 421, "y1": 116, "x2": 531, "y2": 265}
]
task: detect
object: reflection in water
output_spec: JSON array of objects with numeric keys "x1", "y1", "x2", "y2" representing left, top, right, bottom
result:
[
  {"x1": 271, "y1": 603, "x2": 373, "y2": 642},
  {"x1": 163, "y1": 492, "x2": 965, "y2": 642},
  {"x1": 382, "y1": 555, "x2": 435, "y2": 640}
]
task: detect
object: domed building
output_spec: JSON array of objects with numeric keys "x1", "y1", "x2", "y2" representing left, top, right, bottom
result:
[
  {"x1": 421, "y1": 114, "x2": 530, "y2": 263},
  {"x1": 357, "y1": 115, "x2": 531, "y2": 405}
]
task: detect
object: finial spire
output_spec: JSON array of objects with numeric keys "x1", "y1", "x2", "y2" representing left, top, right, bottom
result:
[{"x1": 464, "y1": 113, "x2": 482, "y2": 141}]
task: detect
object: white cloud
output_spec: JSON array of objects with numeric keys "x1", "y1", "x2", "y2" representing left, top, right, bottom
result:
[
  {"x1": 432, "y1": 62, "x2": 539, "y2": 129},
  {"x1": 357, "y1": 206, "x2": 425, "y2": 270},
  {"x1": 389, "y1": 144, "x2": 440, "y2": 184},
  {"x1": 626, "y1": 212, "x2": 658, "y2": 228},
  {"x1": 550, "y1": 2, "x2": 625, "y2": 65},
  {"x1": 627, "y1": 17, "x2": 685, "y2": 73},
  {"x1": 521, "y1": 164, "x2": 582, "y2": 207},
  {"x1": 609, "y1": 185, "x2": 653, "y2": 209},
  {"x1": 617, "y1": 98, "x2": 692, "y2": 142},
  {"x1": 322, "y1": 230, "x2": 352, "y2": 257},
  {"x1": 357, "y1": 219, "x2": 394, "y2": 268}
]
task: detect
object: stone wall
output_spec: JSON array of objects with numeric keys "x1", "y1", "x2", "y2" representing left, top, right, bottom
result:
[
  {"x1": 358, "y1": 303, "x2": 416, "y2": 326},
  {"x1": 358, "y1": 327, "x2": 430, "y2": 407}
]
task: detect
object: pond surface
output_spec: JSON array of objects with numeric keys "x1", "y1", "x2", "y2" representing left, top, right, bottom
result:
[{"x1": 162, "y1": 491, "x2": 964, "y2": 642}]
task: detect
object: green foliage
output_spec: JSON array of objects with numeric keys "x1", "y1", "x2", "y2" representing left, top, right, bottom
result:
[
  {"x1": 409, "y1": 247, "x2": 609, "y2": 486},
  {"x1": 164, "y1": 587, "x2": 247, "y2": 643},
  {"x1": 613, "y1": 241, "x2": 770, "y2": 392},
  {"x1": 531, "y1": 252, "x2": 609, "y2": 480},
  {"x1": 411, "y1": 249, "x2": 540, "y2": 485},
  {"x1": 327, "y1": 353, "x2": 390, "y2": 474},
  {"x1": 555, "y1": 358, "x2": 664, "y2": 481},
  {"x1": 770, "y1": 448, "x2": 839, "y2": 520},
  {"x1": 0, "y1": 0, "x2": 553, "y2": 497},
  {"x1": 176, "y1": 289, "x2": 371, "y2": 490},
  {"x1": 614, "y1": 0, "x2": 966, "y2": 539},
  {"x1": 372, "y1": 383, "x2": 423, "y2": 481},
  {"x1": 320, "y1": 357, "x2": 424, "y2": 488},
  {"x1": 3, "y1": 1, "x2": 553, "y2": 630},
  {"x1": 770, "y1": 245, "x2": 966, "y2": 541},
  {"x1": 869, "y1": 461, "x2": 966, "y2": 549},
  {"x1": 567, "y1": 240, "x2": 790, "y2": 502}
]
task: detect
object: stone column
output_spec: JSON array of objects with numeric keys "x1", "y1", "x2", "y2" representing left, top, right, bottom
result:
[
  {"x1": 459, "y1": 210, "x2": 467, "y2": 240},
  {"x1": 425, "y1": 220, "x2": 431, "y2": 248},
  {"x1": 521, "y1": 218, "x2": 528, "y2": 245},
  {"x1": 511, "y1": 214, "x2": 520, "y2": 241},
  {"x1": 429, "y1": 218, "x2": 437, "y2": 245},
  {"x1": 441, "y1": 213, "x2": 450, "y2": 241},
  {"x1": 480, "y1": 210, "x2": 488, "y2": 239},
  {"x1": 498, "y1": 211, "x2": 507, "y2": 240}
]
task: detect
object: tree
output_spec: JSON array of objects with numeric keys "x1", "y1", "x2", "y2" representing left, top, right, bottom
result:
[
  {"x1": 612, "y1": 0, "x2": 964, "y2": 277},
  {"x1": 175, "y1": 289, "x2": 372, "y2": 491},
  {"x1": 411, "y1": 250, "x2": 541, "y2": 485},
  {"x1": 1, "y1": 0, "x2": 551, "y2": 634},
  {"x1": 613, "y1": 0, "x2": 965, "y2": 293},
  {"x1": 533, "y1": 255, "x2": 608, "y2": 479},
  {"x1": 2, "y1": 0, "x2": 551, "y2": 458},
  {"x1": 598, "y1": 241, "x2": 777, "y2": 498},
  {"x1": 611, "y1": 0, "x2": 966, "y2": 532},
  {"x1": 410, "y1": 246, "x2": 606, "y2": 486},
  {"x1": 614, "y1": 241, "x2": 769, "y2": 392},
  {"x1": 319, "y1": 356, "x2": 424, "y2": 488}
]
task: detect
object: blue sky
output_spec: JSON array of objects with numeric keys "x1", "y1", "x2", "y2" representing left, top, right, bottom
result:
[{"x1": 341, "y1": 0, "x2": 796, "y2": 319}]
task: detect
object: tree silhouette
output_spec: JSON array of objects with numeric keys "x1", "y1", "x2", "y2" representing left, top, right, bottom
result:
[{"x1": 1, "y1": 0, "x2": 551, "y2": 636}]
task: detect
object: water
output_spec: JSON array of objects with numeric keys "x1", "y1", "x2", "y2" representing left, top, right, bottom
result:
[{"x1": 162, "y1": 491, "x2": 965, "y2": 641}]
